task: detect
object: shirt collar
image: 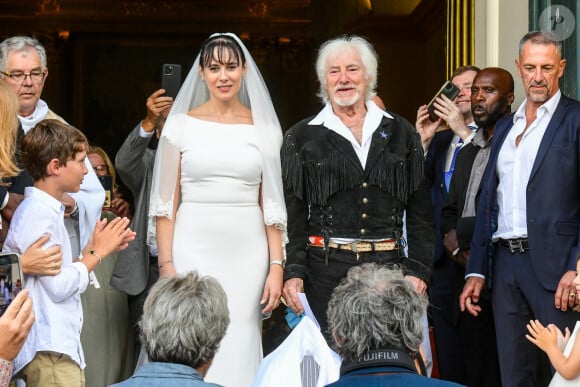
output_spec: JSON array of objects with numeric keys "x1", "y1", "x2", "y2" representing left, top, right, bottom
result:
[
  {"x1": 25, "y1": 186, "x2": 65, "y2": 215},
  {"x1": 513, "y1": 89, "x2": 561, "y2": 123},
  {"x1": 308, "y1": 100, "x2": 394, "y2": 130}
]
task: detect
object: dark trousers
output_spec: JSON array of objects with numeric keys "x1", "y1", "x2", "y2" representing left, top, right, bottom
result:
[
  {"x1": 430, "y1": 256, "x2": 501, "y2": 386},
  {"x1": 430, "y1": 256, "x2": 465, "y2": 383},
  {"x1": 492, "y1": 247, "x2": 578, "y2": 387},
  {"x1": 304, "y1": 246, "x2": 400, "y2": 340},
  {"x1": 127, "y1": 260, "x2": 159, "y2": 361}
]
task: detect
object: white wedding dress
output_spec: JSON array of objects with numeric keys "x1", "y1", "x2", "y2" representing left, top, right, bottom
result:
[{"x1": 161, "y1": 114, "x2": 269, "y2": 386}]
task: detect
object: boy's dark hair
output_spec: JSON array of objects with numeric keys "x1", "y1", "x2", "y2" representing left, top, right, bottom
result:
[{"x1": 21, "y1": 119, "x2": 88, "y2": 181}]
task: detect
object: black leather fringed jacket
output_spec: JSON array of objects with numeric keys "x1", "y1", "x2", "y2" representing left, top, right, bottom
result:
[{"x1": 281, "y1": 114, "x2": 435, "y2": 283}]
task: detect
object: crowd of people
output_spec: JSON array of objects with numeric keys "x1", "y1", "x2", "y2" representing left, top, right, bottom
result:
[{"x1": 0, "y1": 28, "x2": 579, "y2": 387}]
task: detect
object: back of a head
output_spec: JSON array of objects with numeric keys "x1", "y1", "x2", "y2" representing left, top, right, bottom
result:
[
  {"x1": 140, "y1": 271, "x2": 230, "y2": 370},
  {"x1": 327, "y1": 263, "x2": 428, "y2": 361},
  {"x1": 21, "y1": 119, "x2": 87, "y2": 181}
]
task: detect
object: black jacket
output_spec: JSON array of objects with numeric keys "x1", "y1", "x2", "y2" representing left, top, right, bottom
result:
[{"x1": 281, "y1": 114, "x2": 434, "y2": 282}]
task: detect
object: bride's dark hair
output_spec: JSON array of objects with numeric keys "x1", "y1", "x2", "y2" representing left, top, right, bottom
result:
[{"x1": 199, "y1": 34, "x2": 246, "y2": 69}]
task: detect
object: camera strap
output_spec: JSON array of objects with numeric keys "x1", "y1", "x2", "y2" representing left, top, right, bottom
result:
[{"x1": 340, "y1": 348, "x2": 418, "y2": 375}]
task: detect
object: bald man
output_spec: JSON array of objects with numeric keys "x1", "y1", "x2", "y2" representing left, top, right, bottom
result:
[{"x1": 439, "y1": 67, "x2": 514, "y2": 387}]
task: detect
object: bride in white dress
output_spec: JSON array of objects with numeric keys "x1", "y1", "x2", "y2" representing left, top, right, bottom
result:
[{"x1": 148, "y1": 33, "x2": 287, "y2": 386}]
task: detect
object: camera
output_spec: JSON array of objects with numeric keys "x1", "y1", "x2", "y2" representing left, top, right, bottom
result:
[{"x1": 164, "y1": 65, "x2": 175, "y2": 76}]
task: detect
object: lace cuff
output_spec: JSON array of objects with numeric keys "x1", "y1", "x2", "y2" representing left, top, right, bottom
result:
[
  {"x1": 148, "y1": 197, "x2": 174, "y2": 246},
  {"x1": 262, "y1": 198, "x2": 288, "y2": 245}
]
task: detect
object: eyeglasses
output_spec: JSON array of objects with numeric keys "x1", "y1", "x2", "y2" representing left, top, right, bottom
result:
[
  {"x1": 0, "y1": 69, "x2": 46, "y2": 84},
  {"x1": 93, "y1": 164, "x2": 109, "y2": 174}
]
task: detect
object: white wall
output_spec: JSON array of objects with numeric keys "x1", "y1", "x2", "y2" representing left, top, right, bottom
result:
[{"x1": 475, "y1": 0, "x2": 528, "y2": 107}]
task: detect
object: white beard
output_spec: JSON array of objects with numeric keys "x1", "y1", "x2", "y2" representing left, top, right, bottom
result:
[{"x1": 333, "y1": 91, "x2": 360, "y2": 107}]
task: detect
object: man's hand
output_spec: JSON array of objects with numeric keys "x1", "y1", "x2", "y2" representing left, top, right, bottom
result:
[
  {"x1": 432, "y1": 95, "x2": 472, "y2": 140},
  {"x1": 21, "y1": 233, "x2": 63, "y2": 276},
  {"x1": 405, "y1": 275, "x2": 427, "y2": 295},
  {"x1": 143, "y1": 89, "x2": 174, "y2": 132},
  {"x1": 0, "y1": 289, "x2": 35, "y2": 361},
  {"x1": 443, "y1": 230, "x2": 469, "y2": 267},
  {"x1": 282, "y1": 278, "x2": 305, "y2": 315},
  {"x1": 554, "y1": 270, "x2": 579, "y2": 311},
  {"x1": 416, "y1": 105, "x2": 442, "y2": 151},
  {"x1": 459, "y1": 276, "x2": 485, "y2": 316},
  {"x1": 443, "y1": 230, "x2": 459, "y2": 259}
]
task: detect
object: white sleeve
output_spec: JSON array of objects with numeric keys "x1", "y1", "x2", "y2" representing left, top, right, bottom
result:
[
  {"x1": 147, "y1": 114, "x2": 182, "y2": 245},
  {"x1": 69, "y1": 159, "x2": 105, "y2": 248}
]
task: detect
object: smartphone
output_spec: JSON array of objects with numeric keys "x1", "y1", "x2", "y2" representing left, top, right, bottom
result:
[
  {"x1": 426, "y1": 80, "x2": 461, "y2": 122},
  {"x1": 0, "y1": 253, "x2": 23, "y2": 317},
  {"x1": 161, "y1": 64, "x2": 182, "y2": 99},
  {"x1": 98, "y1": 175, "x2": 113, "y2": 209}
]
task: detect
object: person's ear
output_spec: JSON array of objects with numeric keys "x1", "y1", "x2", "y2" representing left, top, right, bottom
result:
[
  {"x1": 507, "y1": 92, "x2": 515, "y2": 106},
  {"x1": 46, "y1": 158, "x2": 61, "y2": 176}
]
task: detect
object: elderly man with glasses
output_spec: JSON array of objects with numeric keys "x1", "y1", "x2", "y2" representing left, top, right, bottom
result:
[{"x1": 0, "y1": 36, "x2": 104, "y2": 266}]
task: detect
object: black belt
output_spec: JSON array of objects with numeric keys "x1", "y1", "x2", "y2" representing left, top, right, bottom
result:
[{"x1": 498, "y1": 238, "x2": 529, "y2": 254}]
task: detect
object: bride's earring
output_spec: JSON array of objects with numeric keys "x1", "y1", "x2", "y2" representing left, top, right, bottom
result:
[
  {"x1": 241, "y1": 77, "x2": 246, "y2": 95},
  {"x1": 201, "y1": 79, "x2": 207, "y2": 98}
]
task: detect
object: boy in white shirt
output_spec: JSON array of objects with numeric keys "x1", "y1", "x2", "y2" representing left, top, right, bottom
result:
[{"x1": 3, "y1": 119, "x2": 135, "y2": 386}]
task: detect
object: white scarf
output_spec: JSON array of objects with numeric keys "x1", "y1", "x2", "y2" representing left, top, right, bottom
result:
[{"x1": 18, "y1": 99, "x2": 49, "y2": 133}]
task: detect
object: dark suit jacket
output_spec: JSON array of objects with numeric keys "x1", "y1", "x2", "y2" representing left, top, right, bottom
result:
[
  {"x1": 425, "y1": 130, "x2": 455, "y2": 262},
  {"x1": 110, "y1": 124, "x2": 156, "y2": 295},
  {"x1": 468, "y1": 95, "x2": 580, "y2": 291},
  {"x1": 440, "y1": 139, "x2": 485, "y2": 250}
]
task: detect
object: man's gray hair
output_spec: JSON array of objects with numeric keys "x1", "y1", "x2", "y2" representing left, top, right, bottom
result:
[
  {"x1": 315, "y1": 35, "x2": 378, "y2": 104},
  {"x1": 0, "y1": 36, "x2": 47, "y2": 72},
  {"x1": 519, "y1": 31, "x2": 562, "y2": 56},
  {"x1": 327, "y1": 263, "x2": 428, "y2": 360},
  {"x1": 140, "y1": 271, "x2": 230, "y2": 369}
]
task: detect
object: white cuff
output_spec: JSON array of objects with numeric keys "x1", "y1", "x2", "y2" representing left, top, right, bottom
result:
[{"x1": 139, "y1": 124, "x2": 155, "y2": 138}]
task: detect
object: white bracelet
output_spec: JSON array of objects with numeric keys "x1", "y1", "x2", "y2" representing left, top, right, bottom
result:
[{"x1": 270, "y1": 260, "x2": 285, "y2": 269}]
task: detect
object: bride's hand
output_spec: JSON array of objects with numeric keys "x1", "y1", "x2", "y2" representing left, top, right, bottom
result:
[{"x1": 260, "y1": 264, "x2": 283, "y2": 314}]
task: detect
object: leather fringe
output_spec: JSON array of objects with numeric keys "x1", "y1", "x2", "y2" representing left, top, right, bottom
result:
[
  {"x1": 282, "y1": 132, "x2": 425, "y2": 206},
  {"x1": 281, "y1": 133, "x2": 304, "y2": 200},
  {"x1": 368, "y1": 144, "x2": 424, "y2": 205}
]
